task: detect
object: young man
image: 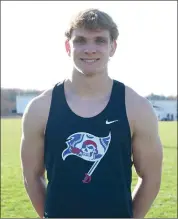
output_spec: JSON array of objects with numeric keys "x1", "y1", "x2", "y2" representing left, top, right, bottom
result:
[{"x1": 20, "y1": 8, "x2": 163, "y2": 218}]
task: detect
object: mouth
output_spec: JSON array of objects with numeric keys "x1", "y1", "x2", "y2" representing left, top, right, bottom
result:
[{"x1": 80, "y1": 58, "x2": 100, "y2": 63}]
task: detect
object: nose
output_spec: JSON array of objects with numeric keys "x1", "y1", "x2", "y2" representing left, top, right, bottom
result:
[{"x1": 84, "y1": 46, "x2": 96, "y2": 55}]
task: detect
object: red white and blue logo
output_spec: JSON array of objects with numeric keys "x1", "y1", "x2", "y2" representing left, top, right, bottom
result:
[{"x1": 62, "y1": 132, "x2": 111, "y2": 183}]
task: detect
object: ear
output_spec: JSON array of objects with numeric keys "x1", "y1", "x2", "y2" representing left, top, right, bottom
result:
[
  {"x1": 109, "y1": 40, "x2": 117, "y2": 57},
  {"x1": 65, "y1": 40, "x2": 71, "y2": 56}
]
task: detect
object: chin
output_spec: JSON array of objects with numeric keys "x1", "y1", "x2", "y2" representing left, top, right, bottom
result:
[
  {"x1": 74, "y1": 64, "x2": 105, "y2": 76},
  {"x1": 80, "y1": 68, "x2": 104, "y2": 76},
  {"x1": 74, "y1": 68, "x2": 96, "y2": 76}
]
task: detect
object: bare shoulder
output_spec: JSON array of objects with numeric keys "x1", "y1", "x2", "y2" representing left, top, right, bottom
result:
[
  {"x1": 125, "y1": 85, "x2": 155, "y2": 114},
  {"x1": 125, "y1": 85, "x2": 158, "y2": 136},
  {"x1": 22, "y1": 87, "x2": 53, "y2": 136}
]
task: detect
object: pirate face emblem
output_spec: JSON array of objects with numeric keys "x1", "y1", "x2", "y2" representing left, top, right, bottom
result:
[
  {"x1": 70, "y1": 140, "x2": 98, "y2": 161},
  {"x1": 80, "y1": 144, "x2": 98, "y2": 160}
]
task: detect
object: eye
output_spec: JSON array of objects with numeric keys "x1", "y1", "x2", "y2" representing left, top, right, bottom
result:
[
  {"x1": 96, "y1": 38, "x2": 107, "y2": 44},
  {"x1": 74, "y1": 38, "x2": 86, "y2": 44}
]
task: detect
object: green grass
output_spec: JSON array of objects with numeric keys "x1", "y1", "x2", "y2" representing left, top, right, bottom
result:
[{"x1": 1, "y1": 119, "x2": 177, "y2": 218}]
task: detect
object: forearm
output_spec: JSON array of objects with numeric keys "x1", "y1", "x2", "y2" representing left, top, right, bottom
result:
[
  {"x1": 132, "y1": 177, "x2": 161, "y2": 218},
  {"x1": 24, "y1": 176, "x2": 46, "y2": 218}
]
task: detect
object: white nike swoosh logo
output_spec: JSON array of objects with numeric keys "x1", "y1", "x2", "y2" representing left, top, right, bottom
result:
[{"x1": 106, "y1": 120, "x2": 119, "y2": 124}]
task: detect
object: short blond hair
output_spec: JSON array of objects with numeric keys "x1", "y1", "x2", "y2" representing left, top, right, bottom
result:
[{"x1": 65, "y1": 8, "x2": 119, "y2": 41}]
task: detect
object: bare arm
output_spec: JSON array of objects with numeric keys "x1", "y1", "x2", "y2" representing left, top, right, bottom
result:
[
  {"x1": 131, "y1": 98, "x2": 163, "y2": 218},
  {"x1": 20, "y1": 97, "x2": 47, "y2": 218}
]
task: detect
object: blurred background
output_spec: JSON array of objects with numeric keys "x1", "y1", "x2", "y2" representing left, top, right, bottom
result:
[{"x1": 1, "y1": 1, "x2": 177, "y2": 120}]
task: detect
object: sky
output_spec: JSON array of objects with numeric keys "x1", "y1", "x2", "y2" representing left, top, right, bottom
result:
[{"x1": 1, "y1": 1, "x2": 177, "y2": 96}]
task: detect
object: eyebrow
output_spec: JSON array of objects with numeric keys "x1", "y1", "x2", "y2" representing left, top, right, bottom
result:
[{"x1": 73, "y1": 36, "x2": 108, "y2": 40}]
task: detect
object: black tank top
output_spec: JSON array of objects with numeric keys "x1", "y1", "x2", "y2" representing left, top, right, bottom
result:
[{"x1": 44, "y1": 79, "x2": 133, "y2": 218}]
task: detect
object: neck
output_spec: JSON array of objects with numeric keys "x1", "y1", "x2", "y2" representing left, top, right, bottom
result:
[{"x1": 65, "y1": 68, "x2": 113, "y2": 100}]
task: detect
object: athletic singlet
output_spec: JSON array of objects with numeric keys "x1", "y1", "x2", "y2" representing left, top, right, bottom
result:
[{"x1": 44, "y1": 79, "x2": 133, "y2": 218}]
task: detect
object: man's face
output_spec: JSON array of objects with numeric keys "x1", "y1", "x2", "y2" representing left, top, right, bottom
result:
[{"x1": 65, "y1": 28, "x2": 117, "y2": 76}]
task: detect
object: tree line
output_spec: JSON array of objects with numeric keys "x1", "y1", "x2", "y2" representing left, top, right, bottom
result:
[
  {"x1": 146, "y1": 93, "x2": 177, "y2": 100},
  {"x1": 1, "y1": 88, "x2": 177, "y2": 116},
  {"x1": 1, "y1": 88, "x2": 177, "y2": 101}
]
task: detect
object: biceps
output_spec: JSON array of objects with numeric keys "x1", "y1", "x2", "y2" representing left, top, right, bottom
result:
[
  {"x1": 132, "y1": 134, "x2": 163, "y2": 180},
  {"x1": 20, "y1": 135, "x2": 45, "y2": 179}
]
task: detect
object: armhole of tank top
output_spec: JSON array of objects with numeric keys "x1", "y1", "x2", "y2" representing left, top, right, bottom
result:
[
  {"x1": 122, "y1": 83, "x2": 132, "y2": 143},
  {"x1": 122, "y1": 83, "x2": 133, "y2": 164},
  {"x1": 44, "y1": 82, "x2": 61, "y2": 136},
  {"x1": 43, "y1": 87, "x2": 54, "y2": 136}
]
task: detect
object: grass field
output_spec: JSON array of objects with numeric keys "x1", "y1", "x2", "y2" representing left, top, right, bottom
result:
[{"x1": 1, "y1": 119, "x2": 177, "y2": 218}]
